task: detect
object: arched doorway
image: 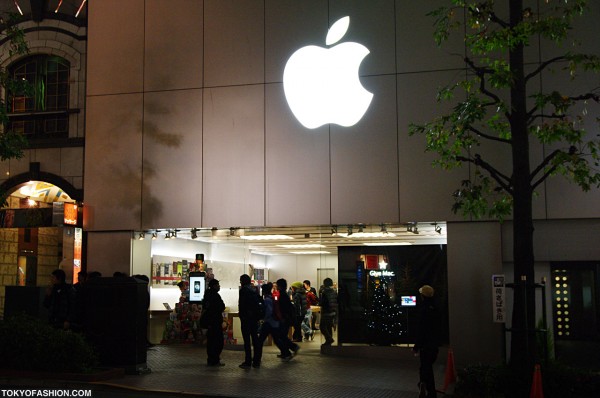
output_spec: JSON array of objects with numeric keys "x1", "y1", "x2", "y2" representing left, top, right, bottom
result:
[{"x1": 0, "y1": 171, "x2": 82, "y2": 318}]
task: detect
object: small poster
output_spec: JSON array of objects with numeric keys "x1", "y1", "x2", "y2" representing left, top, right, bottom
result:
[
  {"x1": 365, "y1": 255, "x2": 379, "y2": 269},
  {"x1": 492, "y1": 274, "x2": 506, "y2": 323}
]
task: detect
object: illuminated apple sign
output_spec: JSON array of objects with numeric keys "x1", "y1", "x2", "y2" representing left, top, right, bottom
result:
[{"x1": 283, "y1": 16, "x2": 373, "y2": 129}]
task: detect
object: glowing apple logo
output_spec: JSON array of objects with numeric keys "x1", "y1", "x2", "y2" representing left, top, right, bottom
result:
[{"x1": 283, "y1": 16, "x2": 373, "y2": 129}]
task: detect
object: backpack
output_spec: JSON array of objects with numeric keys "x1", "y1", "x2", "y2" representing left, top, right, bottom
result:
[
  {"x1": 272, "y1": 296, "x2": 283, "y2": 321},
  {"x1": 273, "y1": 294, "x2": 294, "y2": 323},
  {"x1": 321, "y1": 287, "x2": 338, "y2": 314}
]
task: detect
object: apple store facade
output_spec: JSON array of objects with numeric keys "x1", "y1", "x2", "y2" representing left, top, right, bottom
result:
[{"x1": 81, "y1": 1, "x2": 600, "y2": 365}]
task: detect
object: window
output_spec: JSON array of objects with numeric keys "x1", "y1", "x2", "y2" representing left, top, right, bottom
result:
[{"x1": 7, "y1": 55, "x2": 70, "y2": 139}]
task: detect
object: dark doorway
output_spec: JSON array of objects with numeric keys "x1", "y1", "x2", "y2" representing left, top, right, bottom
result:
[{"x1": 551, "y1": 261, "x2": 600, "y2": 369}]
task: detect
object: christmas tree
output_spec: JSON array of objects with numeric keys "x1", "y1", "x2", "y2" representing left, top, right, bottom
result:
[{"x1": 365, "y1": 281, "x2": 404, "y2": 345}]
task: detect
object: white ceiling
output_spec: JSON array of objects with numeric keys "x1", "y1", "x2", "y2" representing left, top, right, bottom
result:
[{"x1": 140, "y1": 222, "x2": 447, "y2": 256}]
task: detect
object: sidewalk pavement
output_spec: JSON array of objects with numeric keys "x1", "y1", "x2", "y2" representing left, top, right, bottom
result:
[{"x1": 1, "y1": 337, "x2": 447, "y2": 398}]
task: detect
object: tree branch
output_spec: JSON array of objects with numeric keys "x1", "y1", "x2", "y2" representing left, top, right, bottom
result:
[
  {"x1": 467, "y1": 125, "x2": 511, "y2": 144},
  {"x1": 525, "y1": 56, "x2": 567, "y2": 82},
  {"x1": 464, "y1": 57, "x2": 508, "y2": 117},
  {"x1": 456, "y1": 154, "x2": 513, "y2": 194},
  {"x1": 488, "y1": 11, "x2": 510, "y2": 29},
  {"x1": 531, "y1": 165, "x2": 558, "y2": 191},
  {"x1": 567, "y1": 92, "x2": 600, "y2": 102},
  {"x1": 530, "y1": 149, "x2": 562, "y2": 184},
  {"x1": 528, "y1": 113, "x2": 567, "y2": 123}
]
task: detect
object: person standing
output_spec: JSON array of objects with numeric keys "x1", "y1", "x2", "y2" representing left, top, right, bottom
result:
[
  {"x1": 274, "y1": 278, "x2": 300, "y2": 361},
  {"x1": 304, "y1": 280, "x2": 319, "y2": 331},
  {"x1": 203, "y1": 279, "x2": 225, "y2": 366},
  {"x1": 412, "y1": 285, "x2": 441, "y2": 398},
  {"x1": 290, "y1": 281, "x2": 307, "y2": 342},
  {"x1": 257, "y1": 282, "x2": 284, "y2": 354},
  {"x1": 238, "y1": 274, "x2": 263, "y2": 369},
  {"x1": 43, "y1": 269, "x2": 76, "y2": 330},
  {"x1": 319, "y1": 277, "x2": 338, "y2": 346}
]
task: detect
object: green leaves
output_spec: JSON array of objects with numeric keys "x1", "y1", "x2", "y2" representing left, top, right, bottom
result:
[
  {"x1": 412, "y1": 1, "x2": 599, "y2": 222},
  {"x1": 452, "y1": 175, "x2": 513, "y2": 221}
]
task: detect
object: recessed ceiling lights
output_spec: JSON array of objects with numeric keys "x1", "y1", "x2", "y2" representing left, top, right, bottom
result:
[
  {"x1": 289, "y1": 251, "x2": 331, "y2": 255},
  {"x1": 240, "y1": 235, "x2": 294, "y2": 240},
  {"x1": 277, "y1": 244, "x2": 325, "y2": 248}
]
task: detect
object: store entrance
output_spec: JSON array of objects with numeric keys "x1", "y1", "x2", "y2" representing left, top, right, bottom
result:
[
  {"x1": 0, "y1": 179, "x2": 82, "y2": 318},
  {"x1": 551, "y1": 261, "x2": 600, "y2": 368}
]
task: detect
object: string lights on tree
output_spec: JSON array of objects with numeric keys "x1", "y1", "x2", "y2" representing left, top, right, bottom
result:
[{"x1": 365, "y1": 278, "x2": 404, "y2": 345}]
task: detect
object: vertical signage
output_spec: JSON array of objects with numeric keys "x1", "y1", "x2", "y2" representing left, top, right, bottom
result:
[
  {"x1": 73, "y1": 227, "x2": 82, "y2": 284},
  {"x1": 64, "y1": 203, "x2": 78, "y2": 225},
  {"x1": 492, "y1": 274, "x2": 505, "y2": 323}
]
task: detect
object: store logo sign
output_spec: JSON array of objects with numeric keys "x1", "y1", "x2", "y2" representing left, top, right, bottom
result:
[
  {"x1": 283, "y1": 16, "x2": 373, "y2": 129},
  {"x1": 369, "y1": 270, "x2": 395, "y2": 277}
]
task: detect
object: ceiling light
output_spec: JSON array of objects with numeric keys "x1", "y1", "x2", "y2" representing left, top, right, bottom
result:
[
  {"x1": 251, "y1": 251, "x2": 275, "y2": 256},
  {"x1": 380, "y1": 224, "x2": 388, "y2": 234},
  {"x1": 75, "y1": 0, "x2": 87, "y2": 18},
  {"x1": 138, "y1": 232, "x2": 145, "y2": 240},
  {"x1": 277, "y1": 244, "x2": 325, "y2": 248},
  {"x1": 347, "y1": 226, "x2": 353, "y2": 236},
  {"x1": 27, "y1": 197, "x2": 36, "y2": 207},
  {"x1": 363, "y1": 242, "x2": 413, "y2": 246},
  {"x1": 331, "y1": 225, "x2": 337, "y2": 236},
  {"x1": 165, "y1": 232, "x2": 171, "y2": 240},
  {"x1": 211, "y1": 227, "x2": 218, "y2": 238},
  {"x1": 191, "y1": 228, "x2": 198, "y2": 239},
  {"x1": 240, "y1": 235, "x2": 294, "y2": 240},
  {"x1": 55, "y1": 0, "x2": 63, "y2": 13},
  {"x1": 289, "y1": 251, "x2": 331, "y2": 255},
  {"x1": 434, "y1": 224, "x2": 442, "y2": 234},
  {"x1": 357, "y1": 225, "x2": 364, "y2": 233},
  {"x1": 13, "y1": 1, "x2": 23, "y2": 15},
  {"x1": 152, "y1": 232, "x2": 158, "y2": 240}
]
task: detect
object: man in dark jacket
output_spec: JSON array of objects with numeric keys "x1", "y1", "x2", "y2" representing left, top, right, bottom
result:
[
  {"x1": 43, "y1": 269, "x2": 76, "y2": 330},
  {"x1": 238, "y1": 274, "x2": 262, "y2": 368},
  {"x1": 319, "y1": 277, "x2": 338, "y2": 346},
  {"x1": 412, "y1": 285, "x2": 441, "y2": 398},
  {"x1": 290, "y1": 281, "x2": 307, "y2": 342},
  {"x1": 275, "y1": 278, "x2": 300, "y2": 361},
  {"x1": 203, "y1": 278, "x2": 225, "y2": 366}
]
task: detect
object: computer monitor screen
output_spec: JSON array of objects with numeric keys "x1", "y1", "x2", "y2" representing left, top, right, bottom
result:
[
  {"x1": 189, "y1": 272, "x2": 206, "y2": 302},
  {"x1": 400, "y1": 295, "x2": 417, "y2": 306}
]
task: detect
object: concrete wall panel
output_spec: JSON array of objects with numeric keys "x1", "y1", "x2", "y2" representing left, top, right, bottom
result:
[
  {"x1": 397, "y1": 71, "x2": 467, "y2": 222},
  {"x1": 142, "y1": 90, "x2": 204, "y2": 229},
  {"x1": 265, "y1": 84, "x2": 331, "y2": 226},
  {"x1": 84, "y1": 94, "x2": 143, "y2": 230},
  {"x1": 331, "y1": 75, "x2": 399, "y2": 224},
  {"x1": 202, "y1": 85, "x2": 265, "y2": 227},
  {"x1": 144, "y1": 0, "x2": 204, "y2": 91},
  {"x1": 204, "y1": 0, "x2": 264, "y2": 87},
  {"x1": 447, "y1": 222, "x2": 504, "y2": 366},
  {"x1": 87, "y1": 0, "x2": 144, "y2": 95}
]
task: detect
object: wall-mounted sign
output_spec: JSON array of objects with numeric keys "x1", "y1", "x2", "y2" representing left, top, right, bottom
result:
[
  {"x1": 283, "y1": 16, "x2": 373, "y2": 129},
  {"x1": 64, "y1": 203, "x2": 78, "y2": 225},
  {"x1": 492, "y1": 274, "x2": 505, "y2": 323},
  {"x1": 369, "y1": 270, "x2": 395, "y2": 278}
]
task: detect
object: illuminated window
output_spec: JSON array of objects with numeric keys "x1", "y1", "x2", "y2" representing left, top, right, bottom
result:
[{"x1": 7, "y1": 55, "x2": 70, "y2": 139}]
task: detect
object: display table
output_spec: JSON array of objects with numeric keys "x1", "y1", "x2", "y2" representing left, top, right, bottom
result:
[
  {"x1": 225, "y1": 311, "x2": 272, "y2": 347},
  {"x1": 149, "y1": 310, "x2": 171, "y2": 344}
]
